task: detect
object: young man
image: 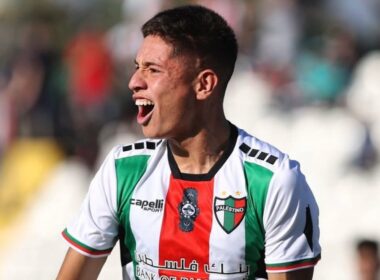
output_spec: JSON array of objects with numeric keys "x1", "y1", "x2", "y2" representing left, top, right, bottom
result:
[{"x1": 57, "y1": 5, "x2": 321, "y2": 280}]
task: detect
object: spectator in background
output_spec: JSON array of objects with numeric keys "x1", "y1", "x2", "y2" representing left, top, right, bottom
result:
[
  {"x1": 64, "y1": 23, "x2": 113, "y2": 167},
  {"x1": 106, "y1": 0, "x2": 165, "y2": 67},
  {"x1": 345, "y1": 51, "x2": 380, "y2": 171},
  {"x1": 253, "y1": 0, "x2": 301, "y2": 108},
  {"x1": 0, "y1": 17, "x2": 71, "y2": 147},
  {"x1": 356, "y1": 239, "x2": 380, "y2": 280},
  {"x1": 322, "y1": 0, "x2": 380, "y2": 55}
]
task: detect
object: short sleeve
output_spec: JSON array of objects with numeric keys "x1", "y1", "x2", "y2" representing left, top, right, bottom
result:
[
  {"x1": 263, "y1": 157, "x2": 321, "y2": 272},
  {"x1": 62, "y1": 147, "x2": 120, "y2": 258}
]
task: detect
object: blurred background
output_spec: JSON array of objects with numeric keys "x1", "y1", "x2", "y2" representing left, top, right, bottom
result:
[{"x1": 0, "y1": 0, "x2": 380, "y2": 279}]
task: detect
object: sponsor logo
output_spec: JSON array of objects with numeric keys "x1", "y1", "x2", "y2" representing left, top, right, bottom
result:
[
  {"x1": 136, "y1": 252, "x2": 249, "y2": 278},
  {"x1": 214, "y1": 196, "x2": 246, "y2": 234},
  {"x1": 178, "y1": 188, "x2": 199, "y2": 232},
  {"x1": 130, "y1": 198, "x2": 164, "y2": 212},
  {"x1": 136, "y1": 264, "x2": 156, "y2": 280}
]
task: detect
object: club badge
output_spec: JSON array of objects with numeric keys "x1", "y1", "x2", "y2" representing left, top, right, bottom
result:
[
  {"x1": 178, "y1": 188, "x2": 200, "y2": 232},
  {"x1": 214, "y1": 196, "x2": 246, "y2": 234}
]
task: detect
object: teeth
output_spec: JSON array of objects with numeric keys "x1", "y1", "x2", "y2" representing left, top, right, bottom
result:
[{"x1": 135, "y1": 99, "x2": 154, "y2": 106}]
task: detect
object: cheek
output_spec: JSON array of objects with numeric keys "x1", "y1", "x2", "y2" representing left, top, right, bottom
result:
[
  {"x1": 160, "y1": 86, "x2": 191, "y2": 109},
  {"x1": 152, "y1": 76, "x2": 195, "y2": 117}
]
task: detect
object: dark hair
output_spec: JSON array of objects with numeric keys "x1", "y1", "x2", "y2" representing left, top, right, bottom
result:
[
  {"x1": 357, "y1": 239, "x2": 379, "y2": 253},
  {"x1": 142, "y1": 5, "x2": 238, "y2": 88}
]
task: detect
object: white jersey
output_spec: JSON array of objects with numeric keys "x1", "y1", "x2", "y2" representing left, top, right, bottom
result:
[{"x1": 63, "y1": 125, "x2": 321, "y2": 279}]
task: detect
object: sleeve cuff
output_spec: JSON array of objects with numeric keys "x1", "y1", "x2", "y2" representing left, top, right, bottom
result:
[
  {"x1": 62, "y1": 228, "x2": 113, "y2": 258},
  {"x1": 266, "y1": 254, "x2": 321, "y2": 273}
]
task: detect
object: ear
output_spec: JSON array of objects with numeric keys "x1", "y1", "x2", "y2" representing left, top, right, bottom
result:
[{"x1": 194, "y1": 69, "x2": 218, "y2": 100}]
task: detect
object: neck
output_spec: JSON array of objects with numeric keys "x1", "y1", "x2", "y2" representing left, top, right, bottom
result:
[{"x1": 168, "y1": 119, "x2": 231, "y2": 174}]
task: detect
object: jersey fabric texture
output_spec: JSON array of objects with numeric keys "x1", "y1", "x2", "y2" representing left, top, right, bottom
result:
[{"x1": 62, "y1": 125, "x2": 321, "y2": 280}]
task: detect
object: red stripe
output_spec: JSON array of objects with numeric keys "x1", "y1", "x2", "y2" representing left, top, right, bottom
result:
[
  {"x1": 62, "y1": 231, "x2": 112, "y2": 256},
  {"x1": 234, "y1": 198, "x2": 245, "y2": 226},
  {"x1": 159, "y1": 176, "x2": 214, "y2": 279},
  {"x1": 267, "y1": 258, "x2": 320, "y2": 271}
]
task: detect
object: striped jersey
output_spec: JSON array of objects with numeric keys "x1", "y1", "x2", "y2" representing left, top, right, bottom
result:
[{"x1": 62, "y1": 125, "x2": 321, "y2": 279}]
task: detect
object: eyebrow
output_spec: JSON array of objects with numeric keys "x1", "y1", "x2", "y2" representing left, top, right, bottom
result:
[{"x1": 134, "y1": 59, "x2": 162, "y2": 68}]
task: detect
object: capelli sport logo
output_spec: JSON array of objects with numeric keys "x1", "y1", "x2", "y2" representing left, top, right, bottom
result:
[{"x1": 130, "y1": 198, "x2": 164, "y2": 212}]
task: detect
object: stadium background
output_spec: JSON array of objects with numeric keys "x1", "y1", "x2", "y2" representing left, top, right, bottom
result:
[{"x1": 0, "y1": 0, "x2": 380, "y2": 279}]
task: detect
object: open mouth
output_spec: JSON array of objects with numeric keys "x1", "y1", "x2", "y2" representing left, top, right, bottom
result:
[{"x1": 135, "y1": 98, "x2": 155, "y2": 124}]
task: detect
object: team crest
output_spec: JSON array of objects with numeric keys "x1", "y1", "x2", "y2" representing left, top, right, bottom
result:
[
  {"x1": 214, "y1": 196, "x2": 247, "y2": 234},
  {"x1": 178, "y1": 188, "x2": 200, "y2": 232}
]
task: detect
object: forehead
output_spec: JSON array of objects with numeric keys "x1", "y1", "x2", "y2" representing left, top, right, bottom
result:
[{"x1": 136, "y1": 35, "x2": 175, "y2": 64}]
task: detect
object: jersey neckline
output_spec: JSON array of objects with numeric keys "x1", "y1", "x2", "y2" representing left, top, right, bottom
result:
[{"x1": 167, "y1": 123, "x2": 238, "y2": 181}]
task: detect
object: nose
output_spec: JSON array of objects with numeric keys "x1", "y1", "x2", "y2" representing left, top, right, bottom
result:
[{"x1": 128, "y1": 69, "x2": 147, "y2": 93}]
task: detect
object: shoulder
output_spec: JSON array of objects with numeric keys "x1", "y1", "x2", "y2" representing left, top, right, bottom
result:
[
  {"x1": 236, "y1": 127, "x2": 307, "y2": 192},
  {"x1": 96, "y1": 139, "x2": 166, "y2": 176},
  {"x1": 237, "y1": 127, "x2": 287, "y2": 171}
]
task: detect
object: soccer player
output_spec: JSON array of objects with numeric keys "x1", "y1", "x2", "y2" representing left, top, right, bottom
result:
[{"x1": 57, "y1": 5, "x2": 321, "y2": 280}]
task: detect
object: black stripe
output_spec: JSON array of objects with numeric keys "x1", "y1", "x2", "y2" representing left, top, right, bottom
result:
[
  {"x1": 122, "y1": 145, "x2": 132, "y2": 152},
  {"x1": 254, "y1": 249, "x2": 268, "y2": 279},
  {"x1": 239, "y1": 143, "x2": 250, "y2": 154},
  {"x1": 249, "y1": 149, "x2": 259, "y2": 157},
  {"x1": 304, "y1": 205, "x2": 314, "y2": 252},
  {"x1": 119, "y1": 226, "x2": 132, "y2": 266},
  {"x1": 146, "y1": 141, "x2": 156, "y2": 150},
  {"x1": 266, "y1": 155, "x2": 278, "y2": 165},
  {"x1": 134, "y1": 142, "x2": 144, "y2": 149},
  {"x1": 257, "y1": 152, "x2": 268, "y2": 160}
]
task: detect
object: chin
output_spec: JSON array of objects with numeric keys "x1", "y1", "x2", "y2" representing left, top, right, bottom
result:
[
  {"x1": 141, "y1": 122, "x2": 179, "y2": 140},
  {"x1": 141, "y1": 127, "x2": 164, "y2": 139}
]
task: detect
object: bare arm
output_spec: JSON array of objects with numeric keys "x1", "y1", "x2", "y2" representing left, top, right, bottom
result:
[
  {"x1": 56, "y1": 248, "x2": 107, "y2": 280},
  {"x1": 268, "y1": 267, "x2": 314, "y2": 280}
]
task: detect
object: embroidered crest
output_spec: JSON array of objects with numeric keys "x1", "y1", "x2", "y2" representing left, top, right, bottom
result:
[
  {"x1": 214, "y1": 196, "x2": 247, "y2": 234},
  {"x1": 178, "y1": 188, "x2": 200, "y2": 232}
]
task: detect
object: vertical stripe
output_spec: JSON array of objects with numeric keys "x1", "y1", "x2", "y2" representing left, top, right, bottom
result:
[
  {"x1": 234, "y1": 198, "x2": 246, "y2": 226},
  {"x1": 159, "y1": 176, "x2": 214, "y2": 279},
  {"x1": 208, "y1": 166, "x2": 248, "y2": 280},
  {"x1": 243, "y1": 161, "x2": 273, "y2": 278},
  {"x1": 224, "y1": 197, "x2": 235, "y2": 232},
  {"x1": 116, "y1": 155, "x2": 150, "y2": 272}
]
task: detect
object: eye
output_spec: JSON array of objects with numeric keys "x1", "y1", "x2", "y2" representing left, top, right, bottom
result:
[{"x1": 148, "y1": 67, "x2": 160, "y2": 73}]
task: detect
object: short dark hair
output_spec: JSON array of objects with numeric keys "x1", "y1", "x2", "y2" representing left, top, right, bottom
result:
[
  {"x1": 357, "y1": 239, "x2": 379, "y2": 253},
  {"x1": 142, "y1": 5, "x2": 238, "y2": 88}
]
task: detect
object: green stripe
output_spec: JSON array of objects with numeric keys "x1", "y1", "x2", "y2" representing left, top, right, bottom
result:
[
  {"x1": 116, "y1": 155, "x2": 150, "y2": 274},
  {"x1": 243, "y1": 161, "x2": 273, "y2": 278},
  {"x1": 223, "y1": 197, "x2": 235, "y2": 232},
  {"x1": 63, "y1": 228, "x2": 112, "y2": 253}
]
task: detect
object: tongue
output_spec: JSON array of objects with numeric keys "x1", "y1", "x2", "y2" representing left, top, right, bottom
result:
[
  {"x1": 138, "y1": 106, "x2": 145, "y2": 118},
  {"x1": 137, "y1": 105, "x2": 154, "y2": 124},
  {"x1": 140, "y1": 105, "x2": 153, "y2": 117}
]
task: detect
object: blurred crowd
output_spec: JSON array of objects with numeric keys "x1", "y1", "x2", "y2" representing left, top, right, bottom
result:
[
  {"x1": 0, "y1": 0, "x2": 379, "y2": 168},
  {"x1": 1, "y1": 0, "x2": 380, "y2": 168},
  {"x1": 1, "y1": 0, "x2": 380, "y2": 278}
]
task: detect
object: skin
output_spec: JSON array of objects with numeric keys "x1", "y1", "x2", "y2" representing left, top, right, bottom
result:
[
  {"x1": 357, "y1": 247, "x2": 380, "y2": 280},
  {"x1": 129, "y1": 35, "x2": 231, "y2": 174},
  {"x1": 129, "y1": 35, "x2": 202, "y2": 140},
  {"x1": 57, "y1": 35, "x2": 315, "y2": 279},
  {"x1": 56, "y1": 248, "x2": 106, "y2": 280},
  {"x1": 268, "y1": 268, "x2": 314, "y2": 280}
]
